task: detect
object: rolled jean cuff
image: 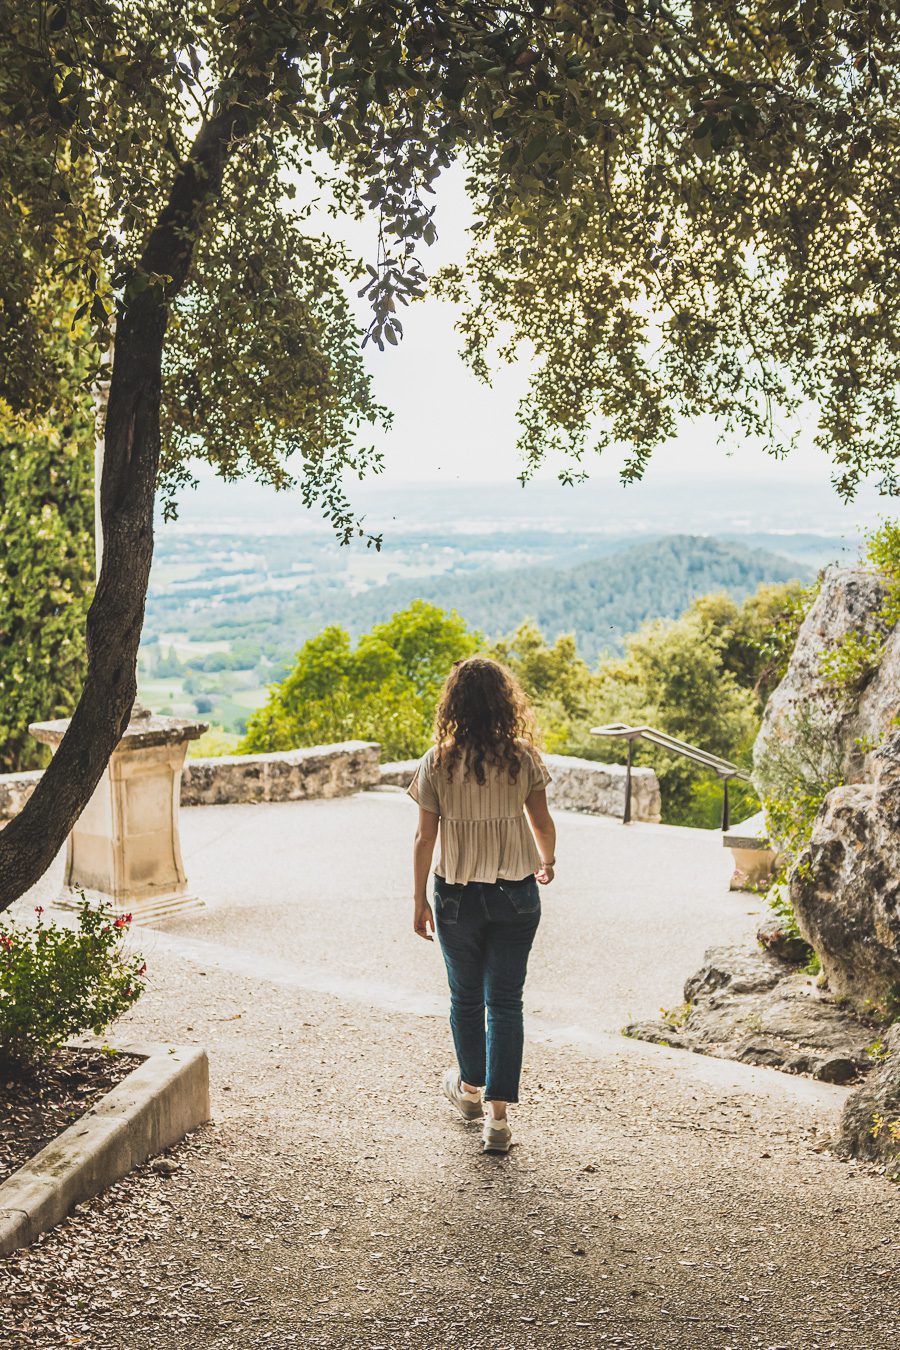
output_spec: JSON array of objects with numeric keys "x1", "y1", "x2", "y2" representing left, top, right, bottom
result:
[{"x1": 484, "y1": 1092, "x2": 519, "y2": 1104}]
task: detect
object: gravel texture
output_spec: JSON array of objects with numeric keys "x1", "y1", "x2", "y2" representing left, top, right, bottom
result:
[{"x1": 3, "y1": 795, "x2": 898, "y2": 1349}]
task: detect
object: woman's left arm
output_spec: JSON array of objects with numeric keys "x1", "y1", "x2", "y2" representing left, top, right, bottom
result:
[{"x1": 413, "y1": 807, "x2": 440, "y2": 941}]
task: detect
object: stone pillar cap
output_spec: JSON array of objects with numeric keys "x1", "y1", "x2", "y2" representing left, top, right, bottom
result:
[{"x1": 29, "y1": 705, "x2": 209, "y2": 750}]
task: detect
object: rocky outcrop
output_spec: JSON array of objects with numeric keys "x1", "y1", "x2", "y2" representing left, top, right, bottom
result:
[
  {"x1": 628, "y1": 565, "x2": 900, "y2": 1167},
  {"x1": 626, "y1": 941, "x2": 878, "y2": 1083},
  {"x1": 837, "y1": 1024, "x2": 900, "y2": 1179},
  {"x1": 754, "y1": 565, "x2": 899, "y2": 790},
  {"x1": 852, "y1": 604, "x2": 900, "y2": 782},
  {"x1": 756, "y1": 914, "x2": 811, "y2": 963},
  {"x1": 790, "y1": 733, "x2": 900, "y2": 1012},
  {"x1": 379, "y1": 753, "x2": 662, "y2": 822}
]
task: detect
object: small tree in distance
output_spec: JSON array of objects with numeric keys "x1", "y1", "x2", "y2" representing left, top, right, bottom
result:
[{"x1": 243, "y1": 602, "x2": 480, "y2": 760}]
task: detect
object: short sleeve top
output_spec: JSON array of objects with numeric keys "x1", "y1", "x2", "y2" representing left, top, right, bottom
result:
[{"x1": 407, "y1": 741, "x2": 551, "y2": 885}]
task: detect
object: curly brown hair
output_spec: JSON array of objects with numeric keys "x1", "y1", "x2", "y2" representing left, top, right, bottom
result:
[{"x1": 433, "y1": 656, "x2": 536, "y2": 785}]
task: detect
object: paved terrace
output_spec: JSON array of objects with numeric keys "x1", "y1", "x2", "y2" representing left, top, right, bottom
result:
[{"x1": 8, "y1": 790, "x2": 899, "y2": 1350}]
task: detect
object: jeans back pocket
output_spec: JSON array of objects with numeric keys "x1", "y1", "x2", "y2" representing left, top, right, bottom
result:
[
  {"x1": 497, "y1": 876, "x2": 541, "y2": 915},
  {"x1": 433, "y1": 876, "x2": 462, "y2": 924}
]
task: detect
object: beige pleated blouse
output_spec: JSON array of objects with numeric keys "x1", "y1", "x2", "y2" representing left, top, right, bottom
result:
[{"x1": 408, "y1": 741, "x2": 552, "y2": 885}]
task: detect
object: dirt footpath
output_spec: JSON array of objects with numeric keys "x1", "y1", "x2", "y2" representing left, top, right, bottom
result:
[{"x1": 3, "y1": 929, "x2": 897, "y2": 1350}]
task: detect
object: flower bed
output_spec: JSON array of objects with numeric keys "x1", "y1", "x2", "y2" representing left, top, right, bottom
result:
[
  {"x1": 0, "y1": 1045, "x2": 144, "y2": 1184},
  {"x1": 0, "y1": 903, "x2": 209, "y2": 1256},
  {"x1": 0, "y1": 898, "x2": 147, "y2": 1186}
]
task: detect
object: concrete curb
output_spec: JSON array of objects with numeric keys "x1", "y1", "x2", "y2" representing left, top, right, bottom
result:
[{"x1": 0, "y1": 1042, "x2": 210, "y2": 1257}]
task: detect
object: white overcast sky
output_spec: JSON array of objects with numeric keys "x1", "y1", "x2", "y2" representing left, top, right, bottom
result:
[{"x1": 303, "y1": 162, "x2": 838, "y2": 488}]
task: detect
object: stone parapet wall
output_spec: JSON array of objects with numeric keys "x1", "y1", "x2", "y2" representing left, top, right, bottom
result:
[
  {"x1": 542, "y1": 753, "x2": 661, "y2": 822},
  {"x1": 0, "y1": 743, "x2": 381, "y2": 820},
  {"x1": 180, "y1": 740, "x2": 381, "y2": 806},
  {"x1": 2, "y1": 743, "x2": 659, "y2": 820},
  {"x1": 0, "y1": 769, "x2": 42, "y2": 822},
  {"x1": 380, "y1": 753, "x2": 661, "y2": 823},
  {"x1": 379, "y1": 760, "x2": 419, "y2": 788}
]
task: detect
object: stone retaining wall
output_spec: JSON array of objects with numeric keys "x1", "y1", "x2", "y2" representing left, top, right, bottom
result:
[
  {"x1": 0, "y1": 743, "x2": 381, "y2": 820},
  {"x1": 380, "y1": 753, "x2": 661, "y2": 823}
]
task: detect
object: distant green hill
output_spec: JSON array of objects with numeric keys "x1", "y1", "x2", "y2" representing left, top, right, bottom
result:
[
  {"x1": 143, "y1": 530, "x2": 814, "y2": 678},
  {"x1": 342, "y1": 534, "x2": 812, "y2": 662}
]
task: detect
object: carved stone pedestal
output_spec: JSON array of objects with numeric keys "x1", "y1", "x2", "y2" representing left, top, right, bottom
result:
[
  {"x1": 29, "y1": 706, "x2": 207, "y2": 923},
  {"x1": 722, "y1": 809, "x2": 778, "y2": 891}
]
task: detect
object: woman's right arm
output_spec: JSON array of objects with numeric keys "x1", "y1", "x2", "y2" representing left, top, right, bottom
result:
[
  {"x1": 525, "y1": 789, "x2": 556, "y2": 884},
  {"x1": 413, "y1": 806, "x2": 440, "y2": 940}
]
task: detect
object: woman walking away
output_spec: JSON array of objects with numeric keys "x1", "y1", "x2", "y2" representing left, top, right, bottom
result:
[{"x1": 408, "y1": 657, "x2": 556, "y2": 1154}]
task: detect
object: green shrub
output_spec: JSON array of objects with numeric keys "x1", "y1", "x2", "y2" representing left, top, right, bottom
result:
[
  {"x1": 765, "y1": 880, "x2": 802, "y2": 941},
  {"x1": 0, "y1": 900, "x2": 146, "y2": 1071},
  {"x1": 189, "y1": 726, "x2": 242, "y2": 758},
  {"x1": 755, "y1": 700, "x2": 846, "y2": 936},
  {"x1": 680, "y1": 776, "x2": 761, "y2": 830},
  {"x1": 819, "y1": 518, "x2": 900, "y2": 701},
  {"x1": 242, "y1": 603, "x2": 481, "y2": 761},
  {"x1": 819, "y1": 627, "x2": 885, "y2": 701},
  {"x1": 588, "y1": 611, "x2": 759, "y2": 822},
  {"x1": 864, "y1": 518, "x2": 900, "y2": 624},
  {"x1": 690, "y1": 581, "x2": 813, "y2": 707},
  {"x1": 0, "y1": 290, "x2": 96, "y2": 774}
]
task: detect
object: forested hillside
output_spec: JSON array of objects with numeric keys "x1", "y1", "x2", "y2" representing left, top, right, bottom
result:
[
  {"x1": 139, "y1": 532, "x2": 811, "y2": 736},
  {"x1": 342, "y1": 535, "x2": 810, "y2": 662}
]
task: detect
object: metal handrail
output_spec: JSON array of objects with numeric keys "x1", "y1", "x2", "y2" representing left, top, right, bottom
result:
[{"x1": 590, "y1": 722, "x2": 751, "y2": 829}]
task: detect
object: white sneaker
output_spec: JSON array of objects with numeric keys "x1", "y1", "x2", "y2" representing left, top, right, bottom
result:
[
  {"x1": 441, "y1": 1067, "x2": 483, "y2": 1120},
  {"x1": 482, "y1": 1116, "x2": 512, "y2": 1153}
]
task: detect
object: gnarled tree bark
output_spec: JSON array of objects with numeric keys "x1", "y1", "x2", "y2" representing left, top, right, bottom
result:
[{"x1": 0, "y1": 94, "x2": 257, "y2": 910}]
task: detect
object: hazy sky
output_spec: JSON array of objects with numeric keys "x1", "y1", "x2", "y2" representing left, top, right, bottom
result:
[{"x1": 300, "y1": 163, "x2": 840, "y2": 489}]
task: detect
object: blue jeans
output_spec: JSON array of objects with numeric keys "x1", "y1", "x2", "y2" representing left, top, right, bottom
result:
[{"x1": 433, "y1": 874, "x2": 541, "y2": 1103}]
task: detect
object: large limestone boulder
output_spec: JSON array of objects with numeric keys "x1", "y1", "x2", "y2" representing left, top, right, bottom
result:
[
  {"x1": 754, "y1": 565, "x2": 899, "y2": 789},
  {"x1": 848, "y1": 616, "x2": 900, "y2": 781},
  {"x1": 837, "y1": 1023, "x2": 900, "y2": 1179},
  {"x1": 790, "y1": 733, "x2": 900, "y2": 1010}
]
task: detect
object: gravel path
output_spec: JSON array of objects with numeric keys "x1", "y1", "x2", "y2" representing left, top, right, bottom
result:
[{"x1": 3, "y1": 795, "x2": 898, "y2": 1349}]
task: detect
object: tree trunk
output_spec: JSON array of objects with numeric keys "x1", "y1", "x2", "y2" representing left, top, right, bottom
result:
[{"x1": 0, "y1": 97, "x2": 254, "y2": 910}]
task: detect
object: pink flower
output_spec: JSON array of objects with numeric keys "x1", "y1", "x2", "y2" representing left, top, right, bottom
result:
[{"x1": 34, "y1": 905, "x2": 44, "y2": 915}]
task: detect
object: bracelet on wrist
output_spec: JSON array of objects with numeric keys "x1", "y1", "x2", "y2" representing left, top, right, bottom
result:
[{"x1": 541, "y1": 858, "x2": 556, "y2": 868}]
